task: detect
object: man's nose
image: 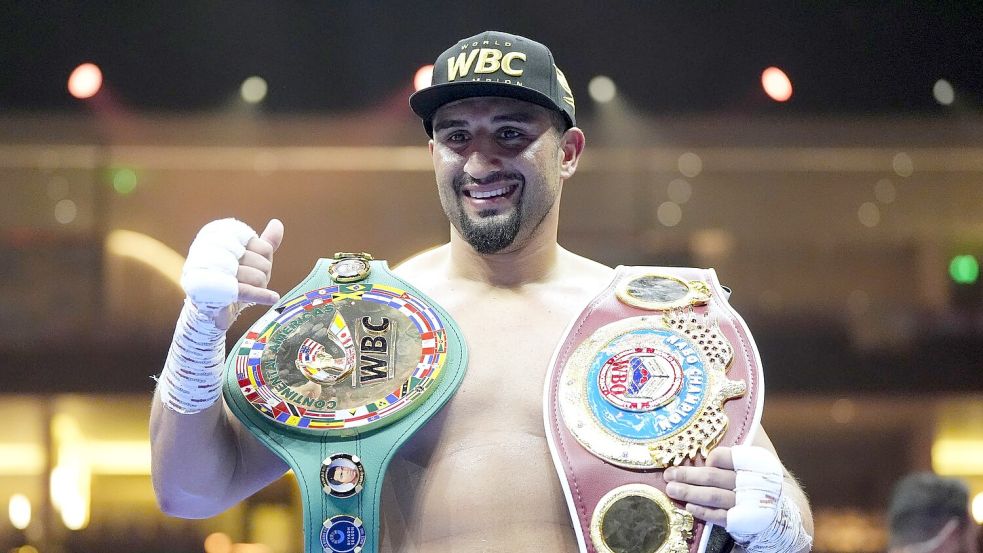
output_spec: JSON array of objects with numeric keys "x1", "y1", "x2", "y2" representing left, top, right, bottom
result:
[{"x1": 463, "y1": 149, "x2": 500, "y2": 181}]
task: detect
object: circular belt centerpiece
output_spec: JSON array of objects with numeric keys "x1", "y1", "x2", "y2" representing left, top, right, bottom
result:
[
  {"x1": 232, "y1": 283, "x2": 448, "y2": 434},
  {"x1": 558, "y1": 314, "x2": 745, "y2": 468}
]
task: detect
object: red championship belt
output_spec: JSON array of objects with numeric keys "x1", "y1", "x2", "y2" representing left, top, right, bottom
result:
[{"x1": 544, "y1": 266, "x2": 764, "y2": 553}]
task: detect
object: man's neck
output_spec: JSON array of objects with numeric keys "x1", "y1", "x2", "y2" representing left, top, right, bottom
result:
[{"x1": 446, "y1": 215, "x2": 562, "y2": 287}]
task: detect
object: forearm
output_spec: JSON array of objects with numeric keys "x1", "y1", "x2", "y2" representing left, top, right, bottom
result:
[{"x1": 150, "y1": 394, "x2": 239, "y2": 517}]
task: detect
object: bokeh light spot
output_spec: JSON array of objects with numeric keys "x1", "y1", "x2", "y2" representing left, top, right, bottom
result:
[
  {"x1": 9, "y1": 494, "x2": 31, "y2": 530},
  {"x1": 204, "y1": 532, "x2": 233, "y2": 553},
  {"x1": 414, "y1": 65, "x2": 434, "y2": 92},
  {"x1": 857, "y1": 202, "x2": 880, "y2": 227},
  {"x1": 933, "y1": 79, "x2": 955, "y2": 105},
  {"x1": 656, "y1": 201, "x2": 682, "y2": 227},
  {"x1": 588, "y1": 76, "x2": 617, "y2": 103},
  {"x1": 241, "y1": 76, "x2": 268, "y2": 104},
  {"x1": 830, "y1": 399, "x2": 856, "y2": 424},
  {"x1": 761, "y1": 67, "x2": 792, "y2": 102},
  {"x1": 972, "y1": 492, "x2": 983, "y2": 524},
  {"x1": 113, "y1": 168, "x2": 137, "y2": 194},
  {"x1": 677, "y1": 152, "x2": 703, "y2": 178},
  {"x1": 892, "y1": 152, "x2": 914, "y2": 177},
  {"x1": 54, "y1": 199, "x2": 78, "y2": 224},
  {"x1": 949, "y1": 255, "x2": 979, "y2": 285},
  {"x1": 68, "y1": 63, "x2": 103, "y2": 99}
]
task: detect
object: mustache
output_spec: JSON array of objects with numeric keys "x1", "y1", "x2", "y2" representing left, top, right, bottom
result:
[{"x1": 453, "y1": 171, "x2": 524, "y2": 192}]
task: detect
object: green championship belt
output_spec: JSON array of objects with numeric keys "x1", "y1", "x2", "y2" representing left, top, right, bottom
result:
[{"x1": 223, "y1": 253, "x2": 467, "y2": 553}]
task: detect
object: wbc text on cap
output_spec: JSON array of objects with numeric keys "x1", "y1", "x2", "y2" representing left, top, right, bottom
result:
[{"x1": 409, "y1": 31, "x2": 576, "y2": 136}]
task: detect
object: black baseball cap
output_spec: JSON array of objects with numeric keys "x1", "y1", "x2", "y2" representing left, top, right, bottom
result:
[{"x1": 410, "y1": 31, "x2": 576, "y2": 136}]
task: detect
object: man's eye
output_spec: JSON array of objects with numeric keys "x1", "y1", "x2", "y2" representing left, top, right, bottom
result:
[
  {"x1": 447, "y1": 132, "x2": 468, "y2": 142},
  {"x1": 499, "y1": 128, "x2": 522, "y2": 140}
]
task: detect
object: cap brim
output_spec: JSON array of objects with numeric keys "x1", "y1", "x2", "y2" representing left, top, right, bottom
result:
[{"x1": 410, "y1": 81, "x2": 572, "y2": 136}]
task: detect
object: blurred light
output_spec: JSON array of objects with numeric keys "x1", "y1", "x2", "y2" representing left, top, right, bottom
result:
[
  {"x1": 204, "y1": 532, "x2": 233, "y2": 553},
  {"x1": 857, "y1": 202, "x2": 880, "y2": 227},
  {"x1": 933, "y1": 79, "x2": 955, "y2": 105},
  {"x1": 873, "y1": 178, "x2": 896, "y2": 204},
  {"x1": 972, "y1": 492, "x2": 983, "y2": 524},
  {"x1": 846, "y1": 290, "x2": 870, "y2": 316},
  {"x1": 690, "y1": 229, "x2": 734, "y2": 260},
  {"x1": 51, "y1": 414, "x2": 91, "y2": 531},
  {"x1": 656, "y1": 201, "x2": 682, "y2": 227},
  {"x1": 892, "y1": 152, "x2": 914, "y2": 177},
  {"x1": 932, "y1": 439, "x2": 983, "y2": 475},
  {"x1": 667, "y1": 178, "x2": 692, "y2": 204},
  {"x1": 0, "y1": 444, "x2": 45, "y2": 475},
  {"x1": 813, "y1": 509, "x2": 887, "y2": 553},
  {"x1": 830, "y1": 399, "x2": 856, "y2": 424},
  {"x1": 233, "y1": 544, "x2": 275, "y2": 553},
  {"x1": 761, "y1": 67, "x2": 792, "y2": 102},
  {"x1": 68, "y1": 63, "x2": 103, "y2": 99},
  {"x1": 949, "y1": 255, "x2": 979, "y2": 285},
  {"x1": 588, "y1": 75, "x2": 617, "y2": 103},
  {"x1": 9, "y1": 494, "x2": 31, "y2": 530},
  {"x1": 112, "y1": 168, "x2": 137, "y2": 194},
  {"x1": 414, "y1": 65, "x2": 434, "y2": 92},
  {"x1": 240, "y1": 76, "x2": 268, "y2": 104},
  {"x1": 677, "y1": 152, "x2": 703, "y2": 178},
  {"x1": 46, "y1": 175, "x2": 70, "y2": 200},
  {"x1": 86, "y1": 441, "x2": 150, "y2": 474},
  {"x1": 54, "y1": 199, "x2": 77, "y2": 224},
  {"x1": 61, "y1": 494, "x2": 87, "y2": 530},
  {"x1": 249, "y1": 504, "x2": 292, "y2": 553},
  {"x1": 17, "y1": 546, "x2": 39, "y2": 553},
  {"x1": 106, "y1": 230, "x2": 185, "y2": 290}
]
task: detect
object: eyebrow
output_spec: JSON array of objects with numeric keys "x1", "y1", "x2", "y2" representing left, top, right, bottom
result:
[
  {"x1": 432, "y1": 119, "x2": 468, "y2": 133},
  {"x1": 432, "y1": 112, "x2": 539, "y2": 133}
]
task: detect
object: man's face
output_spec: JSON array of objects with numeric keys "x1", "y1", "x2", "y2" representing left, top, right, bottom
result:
[
  {"x1": 429, "y1": 96, "x2": 566, "y2": 254},
  {"x1": 333, "y1": 465, "x2": 359, "y2": 485}
]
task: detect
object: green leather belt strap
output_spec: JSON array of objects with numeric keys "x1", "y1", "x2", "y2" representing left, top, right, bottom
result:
[{"x1": 224, "y1": 254, "x2": 468, "y2": 553}]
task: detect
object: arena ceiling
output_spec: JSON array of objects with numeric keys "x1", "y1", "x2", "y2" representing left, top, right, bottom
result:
[{"x1": 3, "y1": 2, "x2": 981, "y2": 116}]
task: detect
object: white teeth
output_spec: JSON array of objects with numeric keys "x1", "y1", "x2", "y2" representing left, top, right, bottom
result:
[{"x1": 470, "y1": 185, "x2": 514, "y2": 199}]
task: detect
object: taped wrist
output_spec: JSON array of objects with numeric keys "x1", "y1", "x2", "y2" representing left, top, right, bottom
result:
[
  {"x1": 727, "y1": 445, "x2": 812, "y2": 553},
  {"x1": 157, "y1": 300, "x2": 226, "y2": 414},
  {"x1": 730, "y1": 493, "x2": 812, "y2": 553}
]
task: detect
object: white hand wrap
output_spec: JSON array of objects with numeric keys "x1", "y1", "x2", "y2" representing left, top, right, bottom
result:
[
  {"x1": 727, "y1": 445, "x2": 812, "y2": 553},
  {"x1": 158, "y1": 218, "x2": 257, "y2": 414},
  {"x1": 180, "y1": 218, "x2": 257, "y2": 314}
]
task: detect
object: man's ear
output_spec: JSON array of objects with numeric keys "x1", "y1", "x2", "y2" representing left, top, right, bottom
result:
[{"x1": 559, "y1": 127, "x2": 586, "y2": 180}]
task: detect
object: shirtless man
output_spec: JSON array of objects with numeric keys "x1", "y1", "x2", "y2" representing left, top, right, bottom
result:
[{"x1": 151, "y1": 31, "x2": 813, "y2": 552}]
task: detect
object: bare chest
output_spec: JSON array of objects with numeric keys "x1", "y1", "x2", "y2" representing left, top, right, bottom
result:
[{"x1": 380, "y1": 289, "x2": 591, "y2": 551}]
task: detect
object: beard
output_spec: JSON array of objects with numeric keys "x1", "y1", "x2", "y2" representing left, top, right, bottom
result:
[
  {"x1": 453, "y1": 171, "x2": 524, "y2": 254},
  {"x1": 459, "y1": 206, "x2": 522, "y2": 254}
]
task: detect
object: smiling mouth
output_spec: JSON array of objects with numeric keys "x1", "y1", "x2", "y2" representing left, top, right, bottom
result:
[{"x1": 464, "y1": 184, "x2": 518, "y2": 200}]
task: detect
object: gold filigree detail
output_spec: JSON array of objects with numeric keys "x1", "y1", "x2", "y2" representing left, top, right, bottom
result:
[{"x1": 590, "y1": 484, "x2": 694, "y2": 553}]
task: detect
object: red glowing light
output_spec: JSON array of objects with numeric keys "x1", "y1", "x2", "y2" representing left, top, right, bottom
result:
[
  {"x1": 761, "y1": 66, "x2": 792, "y2": 102},
  {"x1": 68, "y1": 63, "x2": 103, "y2": 99},
  {"x1": 414, "y1": 65, "x2": 434, "y2": 92}
]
